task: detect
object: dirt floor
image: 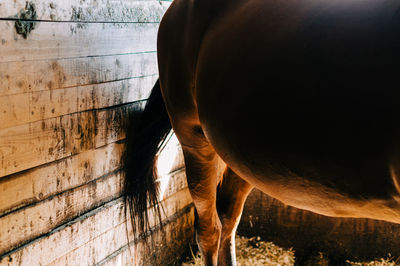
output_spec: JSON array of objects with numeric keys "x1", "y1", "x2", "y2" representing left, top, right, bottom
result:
[{"x1": 181, "y1": 235, "x2": 399, "y2": 266}]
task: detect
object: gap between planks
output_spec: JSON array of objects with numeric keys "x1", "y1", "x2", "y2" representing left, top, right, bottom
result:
[
  {"x1": 0, "y1": 21, "x2": 160, "y2": 63},
  {"x1": 0, "y1": 74, "x2": 158, "y2": 129},
  {"x1": 0, "y1": 101, "x2": 147, "y2": 177},
  {"x1": 0, "y1": 50, "x2": 158, "y2": 97},
  {"x1": 0, "y1": 0, "x2": 171, "y2": 23},
  {"x1": 0, "y1": 189, "x2": 193, "y2": 265},
  {"x1": 94, "y1": 204, "x2": 194, "y2": 266}
]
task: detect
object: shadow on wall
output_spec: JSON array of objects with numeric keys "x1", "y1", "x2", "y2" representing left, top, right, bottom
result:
[{"x1": 238, "y1": 189, "x2": 400, "y2": 264}]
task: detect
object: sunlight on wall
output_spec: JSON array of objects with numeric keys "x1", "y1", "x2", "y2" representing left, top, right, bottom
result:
[{"x1": 156, "y1": 132, "x2": 181, "y2": 199}]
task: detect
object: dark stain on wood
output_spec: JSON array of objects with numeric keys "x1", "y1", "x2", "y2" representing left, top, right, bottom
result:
[
  {"x1": 49, "y1": 61, "x2": 66, "y2": 90},
  {"x1": 14, "y1": 2, "x2": 38, "y2": 39}
]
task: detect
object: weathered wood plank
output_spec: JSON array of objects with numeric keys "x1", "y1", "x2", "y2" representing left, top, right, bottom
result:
[
  {"x1": 157, "y1": 134, "x2": 185, "y2": 178},
  {"x1": 49, "y1": 196, "x2": 193, "y2": 266},
  {"x1": 0, "y1": 188, "x2": 193, "y2": 265},
  {"x1": 0, "y1": 21, "x2": 159, "y2": 63},
  {"x1": 0, "y1": 142, "x2": 124, "y2": 216},
  {"x1": 0, "y1": 111, "x2": 94, "y2": 177},
  {"x1": 0, "y1": 133, "x2": 184, "y2": 216},
  {"x1": 0, "y1": 102, "x2": 142, "y2": 178},
  {"x1": 0, "y1": 52, "x2": 158, "y2": 97},
  {"x1": 0, "y1": 171, "x2": 123, "y2": 255},
  {"x1": 81, "y1": 208, "x2": 194, "y2": 266},
  {"x1": 89, "y1": 208, "x2": 193, "y2": 266},
  {"x1": 0, "y1": 199, "x2": 125, "y2": 265},
  {"x1": 0, "y1": 74, "x2": 157, "y2": 129},
  {"x1": 94, "y1": 103, "x2": 146, "y2": 148},
  {"x1": 0, "y1": 147, "x2": 186, "y2": 256},
  {"x1": 0, "y1": 93, "x2": 30, "y2": 129},
  {"x1": 238, "y1": 188, "x2": 400, "y2": 262},
  {"x1": 51, "y1": 207, "x2": 194, "y2": 266},
  {"x1": 0, "y1": 0, "x2": 170, "y2": 22},
  {"x1": 159, "y1": 169, "x2": 187, "y2": 201}
]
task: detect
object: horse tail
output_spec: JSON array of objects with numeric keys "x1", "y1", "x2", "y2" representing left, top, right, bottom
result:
[{"x1": 123, "y1": 79, "x2": 172, "y2": 236}]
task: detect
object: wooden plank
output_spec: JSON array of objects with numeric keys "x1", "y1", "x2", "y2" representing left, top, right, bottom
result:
[
  {"x1": 0, "y1": 0, "x2": 170, "y2": 22},
  {"x1": 0, "y1": 74, "x2": 157, "y2": 129},
  {"x1": 0, "y1": 133, "x2": 185, "y2": 216},
  {"x1": 88, "y1": 208, "x2": 193, "y2": 266},
  {"x1": 0, "y1": 188, "x2": 193, "y2": 265},
  {"x1": 0, "y1": 171, "x2": 124, "y2": 255},
  {"x1": 0, "y1": 21, "x2": 159, "y2": 63},
  {"x1": 0, "y1": 52, "x2": 158, "y2": 97},
  {"x1": 94, "y1": 102, "x2": 146, "y2": 148},
  {"x1": 0, "y1": 199, "x2": 125, "y2": 265},
  {"x1": 0, "y1": 102, "x2": 142, "y2": 178},
  {"x1": 51, "y1": 207, "x2": 194, "y2": 266},
  {"x1": 50, "y1": 203, "x2": 193, "y2": 266},
  {"x1": 0, "y1": 149, "x2": 186, "y2": 254},
  {"x1": 0, "y1": 93, "x2": 30, "y2": 129},
  {"x1": 122, "y1": 208, "x2": 193, "y2": 266},
  {"x1": 143, "y1": 188, "x2": 193, "y2": 234},
  {"x1": 160, "y1": 169, "x2": 187, "y2": 201},
  {"x1": 156, "y1": 134, "x2": 185, "y2": 178},
  {"x1": 0, "y1": 110, "x2": 94, "y2": 177},
  {"x1": 0, "y1": 142, "x2": 124, "y2": 216}
]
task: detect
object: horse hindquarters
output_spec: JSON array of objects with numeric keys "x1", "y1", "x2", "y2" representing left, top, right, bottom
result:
[{"x1": 156, "y1": 0, "x2": 254, "y2": 263}]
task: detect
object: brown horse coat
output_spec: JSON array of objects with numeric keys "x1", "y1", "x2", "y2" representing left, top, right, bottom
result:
[{"x1": 126, "y1": 0, "x2": 400, "y2": 265}]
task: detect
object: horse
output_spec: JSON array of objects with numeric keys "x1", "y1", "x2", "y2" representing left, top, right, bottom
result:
[{"x1": 123, "y1": 0, "x2": 400, "y2": 264}]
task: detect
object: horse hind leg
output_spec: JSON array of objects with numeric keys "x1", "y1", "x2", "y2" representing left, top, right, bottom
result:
[
  {"x1": 217, "y1": 168, "x2": 253, "y2": 266},
  {"x1": 182, "y1": 143, "x2": 225, "y2": 266}
]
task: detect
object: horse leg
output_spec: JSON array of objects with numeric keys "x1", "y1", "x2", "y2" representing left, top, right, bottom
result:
[
  {"x1": 217, "y1": 168, "x2": 253, "y2": 266},
  {"x1": 182, "y1": 144, "x2": 225, "y2": 266}
]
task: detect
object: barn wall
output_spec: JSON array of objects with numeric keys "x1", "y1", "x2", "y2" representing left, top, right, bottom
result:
[
  {"x1": 238, "y1": 189, "x2": 400, "y2": 263},
  {"x1": 0, "y1": 1, "x2": 194, "y2": 265}
]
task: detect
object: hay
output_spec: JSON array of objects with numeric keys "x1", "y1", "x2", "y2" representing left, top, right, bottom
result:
[
  {"x1": 182, "y1": 235, "x2": 294, "y2": 266},
  {"x1": 347, "y1": 257, "x2": 399, "y2": 266},
  {"x1": 181, "y1": 235, "x2": 398, "y2": 266}
]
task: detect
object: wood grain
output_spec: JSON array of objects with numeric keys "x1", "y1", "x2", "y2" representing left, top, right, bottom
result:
[
  {"x1": 97, "y1": 208, "x2": 194, "y2": 266},
  {"x1": 0, "y1": 21, "x2": 159, "y2": 63},
  {"x1": 0, "y1": 102, "x2": 143, "y2": 178},
  {"x1": 0, "y1": 131, "x2": 184, "y2": 217},
  {"x1": 94, "y1": 103, "x2": 146, "y2": 148},
  {"x1": 0, "y1": 155, "x2": 186, "y2": 256},
  {"x1": 0, "y1": 142, "x2": 124, "y2": 216},
  {"x1": 0, "y1": 0, "x2": 185, "y2": 263},
  {"x1": 0, "y1": 52, "x2": 158, "y2": 97},
  {"x1": 0, "y1": 188, "x2": 193, "y2": 265},
  {"x1": 0, "y1": 0, "x2": 170, "y2": 22},
  {"x1": 0, "y1": 111, "x2": 94, "y2": 178},
  {"x1": 0, "y1": 171, "x2": 124, "y2": 254},
  {"x1": 0, "y1": 74, "x2": 157, "y2": 129}
]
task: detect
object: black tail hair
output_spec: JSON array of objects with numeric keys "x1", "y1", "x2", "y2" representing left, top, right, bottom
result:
[{"x1": 123, "y1": 79, "x2": 172, "y2": 237}]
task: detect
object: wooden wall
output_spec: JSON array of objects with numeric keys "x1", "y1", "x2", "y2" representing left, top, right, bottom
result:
[
  {"x1": 238, "y1": 189, "x2": 400, "y2": 263},
  {"x1": 0, "y1": 1, "x2": 194, "y2": 264}
]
